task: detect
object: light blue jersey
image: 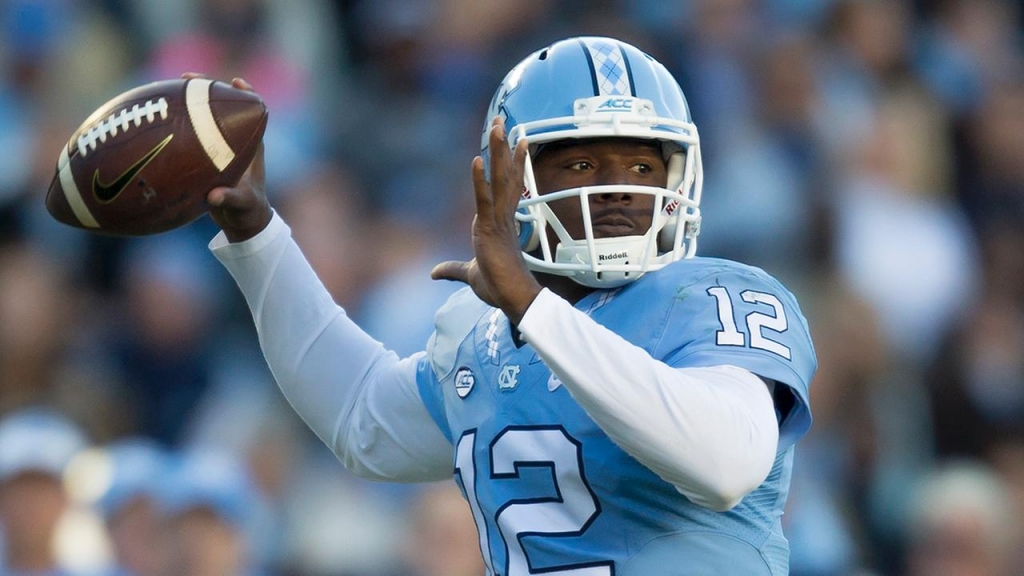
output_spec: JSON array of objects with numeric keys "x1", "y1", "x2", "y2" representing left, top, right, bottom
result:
[{"x1": 416, "y1": 257, "x2": 815, "y2": 575}]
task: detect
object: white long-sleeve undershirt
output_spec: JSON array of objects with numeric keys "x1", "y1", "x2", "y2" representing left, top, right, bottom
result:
[
  {"x1": 211, "y1": 214, "x2": 453, "y2": 482},
  {"x1": 211, "y1": 214, "x2": 779, "y2": 508}
]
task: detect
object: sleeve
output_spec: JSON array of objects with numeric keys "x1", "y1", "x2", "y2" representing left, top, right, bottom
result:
[
  {"x1": 210, "y1": 213, "x2": 453, "y2": 482},
  {"x1": 657, "y1": 267, "x2": 816, "y2": 450},
  {"x1": 518, "y1": 289, "x2": 781, "y2": 512}
]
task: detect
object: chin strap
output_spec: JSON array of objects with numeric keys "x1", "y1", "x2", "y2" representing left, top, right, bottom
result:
[{"x1": 554, "y1": 236, "x2": 652, "y2": 288}]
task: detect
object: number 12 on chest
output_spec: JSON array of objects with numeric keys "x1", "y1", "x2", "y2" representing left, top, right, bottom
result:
[{"x1": 454, "y1": 427, "x2": 613, "y2": 575}]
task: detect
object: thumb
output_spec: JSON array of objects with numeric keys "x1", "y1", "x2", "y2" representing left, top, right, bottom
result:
[
  {"x1": 207, "y1": 186, "x2": 230, "y2": 207},
  {"x1": 206, "y1": 185, "x2": 251, "y2": 210},
  {"x1": 431, "y1": 260, "x2": 471, "y2": 283}
]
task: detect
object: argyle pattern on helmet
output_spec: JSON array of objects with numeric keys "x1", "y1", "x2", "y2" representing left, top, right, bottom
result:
[{"x1": 586, "y1": 39, "x2": 631, "y2": 95}]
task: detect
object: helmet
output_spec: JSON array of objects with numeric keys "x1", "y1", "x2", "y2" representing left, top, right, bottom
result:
[{"x1": 482, "y1": 36, "x2": 703, "y2": 288}]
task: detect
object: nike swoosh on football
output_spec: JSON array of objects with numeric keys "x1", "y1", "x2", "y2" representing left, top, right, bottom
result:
[{"x1": 92, "y1": 134, "x2": 174, "y2": 203}]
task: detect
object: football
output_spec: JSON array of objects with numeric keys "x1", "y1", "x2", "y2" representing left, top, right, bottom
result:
[{"x1": 46, "y1": 78, "x2": 268, "y2": 236}]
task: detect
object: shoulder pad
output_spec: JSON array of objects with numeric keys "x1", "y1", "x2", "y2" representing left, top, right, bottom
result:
[{"x1": 426, "y1": 287, "x2": 491, "y2": 380}]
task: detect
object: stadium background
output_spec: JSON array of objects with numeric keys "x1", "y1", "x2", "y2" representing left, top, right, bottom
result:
[{"x1": 1, "y1": 0, "x2": 1023, "y2": 574}]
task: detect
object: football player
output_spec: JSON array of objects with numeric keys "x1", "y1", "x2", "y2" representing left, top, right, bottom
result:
[{"x1": 207, "y1": 36, "x2": 815, "y2": 575}]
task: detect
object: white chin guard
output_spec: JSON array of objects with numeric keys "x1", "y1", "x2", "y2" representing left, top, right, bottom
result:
[{"x1": 553, "y1": 236, "x2": 652, "y2": 288}]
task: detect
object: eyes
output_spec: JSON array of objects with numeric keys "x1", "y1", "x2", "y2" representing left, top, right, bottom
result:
[
  {"x1": 531, "y1": 142, "x2": 669, "y2": 190},
  {"x1": 566, "y1": 160, "x2": 658, "y2": 175}
]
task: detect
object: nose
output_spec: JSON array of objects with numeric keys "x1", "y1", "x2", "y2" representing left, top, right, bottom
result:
[
  {"x1": 592, "y1": 165, "x2": 634, "y2": 203},
  {"x1": 594, "y1": 190, "x2": 632, "y2": 205}
]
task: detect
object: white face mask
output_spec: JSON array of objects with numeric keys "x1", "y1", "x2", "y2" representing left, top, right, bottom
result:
[{"x1": 510, "y1": 98, "x2": 703, "y2": 288}]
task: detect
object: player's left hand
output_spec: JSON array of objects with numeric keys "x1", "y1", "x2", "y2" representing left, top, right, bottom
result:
[{"x1": 431, "y1": 117, "x2": 543, "y2": 325}]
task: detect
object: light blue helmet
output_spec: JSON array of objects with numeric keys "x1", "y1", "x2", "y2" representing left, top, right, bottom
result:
[{"x1": 482, "y1": 36, "x2": 703, "y2": 288}]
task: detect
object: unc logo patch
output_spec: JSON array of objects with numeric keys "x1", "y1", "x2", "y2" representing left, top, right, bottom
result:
[
  {"x1": 454, "y1": 366, "x2": 476, "y2": 399},
  {"x1": 498, "y1": 364, "x2": 521, "y2": 391}
]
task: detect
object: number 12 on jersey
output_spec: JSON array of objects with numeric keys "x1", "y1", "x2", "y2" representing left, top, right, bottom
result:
[
  {"x1": 707, "y1": 286, "x2": 791, "y2": 359},
  {"x1": 455, "y1": 427, "x2": 613, "y2": 576}
]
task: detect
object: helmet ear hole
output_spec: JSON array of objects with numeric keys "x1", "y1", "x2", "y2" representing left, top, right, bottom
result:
[
  {"x1": 658, "y1": 220, "x2": 679, "y2": 252},
  {"x1": 518, "y1": 213, "x2": 540, "y2": 251},
  {"x1": 658, "y1": 151, "x2": 686, "y2": 252}
]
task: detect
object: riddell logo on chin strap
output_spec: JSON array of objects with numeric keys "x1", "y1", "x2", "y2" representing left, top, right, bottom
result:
[{"x1": 598, "y1": 251, "x2": 629, "y2": 262}]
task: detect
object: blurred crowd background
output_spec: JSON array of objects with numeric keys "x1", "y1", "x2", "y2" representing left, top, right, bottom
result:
[{"x1": 1, "y1": 0, "x2": 1023, "y2": 574}]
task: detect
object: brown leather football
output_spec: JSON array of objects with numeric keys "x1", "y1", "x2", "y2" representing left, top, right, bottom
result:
[{"x1": 46, "y1": 78, "x2": 268, "y2": 236}]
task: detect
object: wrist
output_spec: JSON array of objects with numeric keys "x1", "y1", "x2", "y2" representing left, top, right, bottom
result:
[
  {"x1": 219, "y1": 206, "x2": 273, "y2": 243},
  {"x1": 504, "y1": 284, "x2": 542, "y2": 326}
]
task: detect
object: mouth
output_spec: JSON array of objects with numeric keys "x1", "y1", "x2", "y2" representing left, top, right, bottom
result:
[{"x1": 590, "y1": 213, "x2": 636, "y2": 237}]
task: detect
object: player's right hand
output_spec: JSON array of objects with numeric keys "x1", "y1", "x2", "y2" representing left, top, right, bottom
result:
[
  {"x1": 431, "y1": 117, "x2": 543, "y2": 325},
  {"x1": 192, "y1": 75, "x2": 273, "y2": 243}
]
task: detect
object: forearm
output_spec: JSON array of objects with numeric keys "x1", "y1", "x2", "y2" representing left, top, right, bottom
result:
[
  {"x1": 210, "y1": 213, "x2": 451, "y2": 481},
  {"x1": 518, "y1": 289, "x2": 779, "y2": 511}
]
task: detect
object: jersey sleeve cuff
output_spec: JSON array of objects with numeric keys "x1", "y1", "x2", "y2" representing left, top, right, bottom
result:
[
  {"x1": 517, "y1": 288, "x2": 562, "y2": 340},
  {"x1": 208, "y1": 210, "x2": 287, "y2": 258}
]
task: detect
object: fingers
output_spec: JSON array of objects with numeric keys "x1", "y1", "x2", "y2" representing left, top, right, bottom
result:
[
  {"x1": 207, "y1": 186, "x2": 229, "y2": 207},
  {"x1": 471, "y1": 119, "x2": 505, "y2": 223},
  {"x1": 430, "y1": 260, "x2": 471, "y2": 283},
  {"x1": 249, "y1": 141, "x2": 266, "y2": 187},
  {"x1": 207, "y1": 141, "x2": 265, "y2": 206},
  {"x1": 207, "y1": 185, "x2": 247, "y2": 209},
  {"x1": 485, "y1": 118, "x2": 507, "y2": 219},
  {"x1": 471, "y1": 155, "x2": 490, "y2": 218},
  {"x1": 231, "y1": 77, "x2": 254, "y2": 92},
  {"x1": 206, "y1": 181, "x2": 254, "y2": 209},
  {"x1": 476, "y1": 116, "x2": 526, "y2": 228},
  {"x1": 179, "y1": 72, "x2": 255, "y2": 93},
  {"x1": 506, "y1": 138, "x2": 528, "y2": 214}
]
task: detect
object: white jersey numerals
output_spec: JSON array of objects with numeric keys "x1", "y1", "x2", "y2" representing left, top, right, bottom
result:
[
  {"x1": 707, "y1": 286, "x2": 791, "y2": 359},
  {"x1": 455, "y1": 427, "x2": 613, "y2": 576}
]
